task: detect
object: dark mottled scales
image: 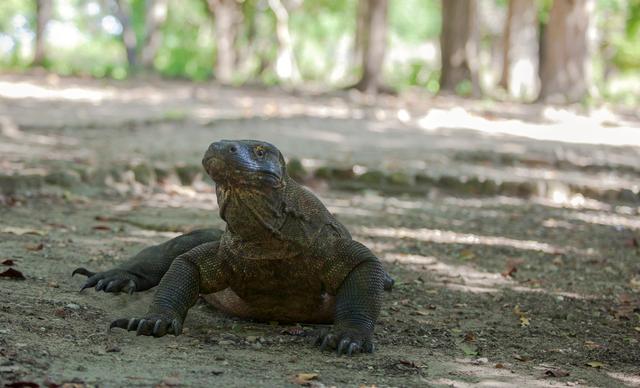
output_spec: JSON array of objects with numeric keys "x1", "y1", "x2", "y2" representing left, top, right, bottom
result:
[{"x1": 73, "y1": 139, "x2": 393, "y2": 355}]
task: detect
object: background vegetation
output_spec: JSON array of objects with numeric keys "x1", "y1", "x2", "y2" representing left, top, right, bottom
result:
[{"x1": 0, "y1": 0, "x2": 639, "y2": 105}]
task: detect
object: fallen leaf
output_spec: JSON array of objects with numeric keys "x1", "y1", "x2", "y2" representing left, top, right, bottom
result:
[
  {"x1": 291, "y1": 373, "x2": 319, "y2": 385},
  {"x1": 2, "y1": 259, "x2": 15, "y2": 266},
  {"x1": 464, "y1": 332, "x2": 477, "y2": 342},
  {"x1": 399, "y1": 360, "x2": 419, "y2": 368},
  {"x1": 25, "y1": 242, "x2": 44, "y2": 251},
  {"x1": 544, "y1": 368, "x2": 570, "y2": 378},
  {"x1": 280, "y1": 326, "x2": 305, "y2": 336},
  {"x1": 0, "y1": 268, "x2": 26, "y2": 280},
  {"x1": 501, "y1": 259, "x2": 523, "y2": 278},
  {"x1": 92, "y1": 225, "x2": 112, "y2": 231},
  {"x1": 584, "y1": 341, "x2": 602, "y2": 350},
  {"x1": 458, "y1": 342, "x2": 478, "y2": 356},
  {"x1": 95, "y1": 215, "x2": 114, "y2": 222},
  {"x1": 495, "y1": 363, "x2": 505, "y2": 368},
  {"x1": 513, "y1": 305, "x2": 531, "y2": 327},
  {"x1": 1, "y1": 227, "x2": 45, "y2": 236},
  {"x1": 586, "y1": 361, "x2": 604, "y2": 368}
]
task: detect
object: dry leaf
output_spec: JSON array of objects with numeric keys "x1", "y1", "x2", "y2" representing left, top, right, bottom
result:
[
  {"x1": 464, "y1": 332, "x2": 477, "y2": 342},
  {"x1": 1, "y1": 227, "x2": 45, "y2": 236},
  {"x1": 25, "y1": 242, "x2": 44, "y2": 251},
  {"x1": 501, "y1": 259, "x2": 523, "y2": 278},
  {"x1": 280, "y1": 326, "x2": 305, "y2": 336},
  {"x1": 291, "y1": 373, "x2": 319, "y2": 385},
  {"x1": 520, "y1": 316, "x2": 530, "y2": 327},
  {"x1": 495, "y1": 363, "x2": 505, "y2": 369},
  {"x1": 513, "y1": 305, "x2": 530, "y2": 327},
  {"x1": 92, "y1": 225, "x2": 112, "y2": 231},
  {"x1": 544, "y1": 368, "x2": 570, "y2": 378},
  {"x1": 586, "y1": 361, "x2": 604, "y2": 368},
  {"x1": 584, "y1": 341, "x2": 602, "y2": 350},
  {"x1": 0, "y1": 268, "x2": 26, "y2": 280}
]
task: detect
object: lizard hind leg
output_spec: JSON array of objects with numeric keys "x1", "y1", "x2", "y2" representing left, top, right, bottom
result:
[{"x1": 72, "y1": 228, "x2": 223, "y2": 294}]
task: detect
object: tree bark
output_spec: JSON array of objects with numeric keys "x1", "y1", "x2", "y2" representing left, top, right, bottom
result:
[
  {"x1": 538, "y1": 0, "x2": 593, "y2": 103},
  {"x1": 499, "y1": 0, "x2": 539, "y2": 100},
  {"x1": 207, "y1": 0, "x2": 242, "y2": 84},
  {"x1": 439, "y1": 0, "x2": 479, "y2": 95},
  {"x1": 33, "y1": 0, "x2": 52, "y2": 67},
  {"x1": 352, "y1": 0, "x2": 369, "y2": 69},
  {"x1": 113, "y1": 0, "x2": 139, "y2": 69},
  {"x1": 268, "y1": 0, "x2": 300, "y2": 84},
  {"x1": 140, "y1": 0, "x2": 169, "y2": 69},
  {"x1": 353, "y1": 0, "x2": 388, "y2": 94}
]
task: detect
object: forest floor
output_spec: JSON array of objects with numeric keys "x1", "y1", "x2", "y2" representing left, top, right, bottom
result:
[{"x1": 1, "y1": 74, "x2": 640, "y2": 387}]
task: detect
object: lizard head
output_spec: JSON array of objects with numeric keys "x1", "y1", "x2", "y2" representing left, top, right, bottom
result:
[{"x1": 202, "y1": 139, "x2": 286, "y2": 188}]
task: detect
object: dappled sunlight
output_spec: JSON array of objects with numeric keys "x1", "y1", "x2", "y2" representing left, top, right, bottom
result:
[
  {"x1": 0, "y1": 80, "x2": 115, "y2": 103},
  {"x1": 417, "y1": 106, "x2": 640, "y2": 147},
  {"x1": 428, "y1": 359, "x2": 573, "y2": 388},
  {"x1": 607, "y1": 372, "x2": 640, "y2": 387},
  {"x1": 362, "y1": 226, "x2": 565, "y2": 254},
  {"x1": 565, "y1": 210, "x2": 640, "y2": 230},
  {"x1": 383, "y1": 253, "x2": 511, "y2": 293}
]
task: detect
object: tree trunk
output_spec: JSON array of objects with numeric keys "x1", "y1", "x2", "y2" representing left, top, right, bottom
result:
[
  {"x1": 140, "y1": 0, "x2": 169, "y2": 69},
  {"x1": 268, "y1": 0, "x2": 300, "y2": 84},
  {"x1": 538, "y1": 0, "x2": 593, "y2": 103},
  {"x1": 439, "y1": 0, "x2": 479, "y2": 95},
  {"x1": 352, "y1": 0, "x2": 369, "y2": 69},
  {"x1": 499, "y1": 0, "x2": 539, "y2": 100},
  {"x1": 33, "y1": 0, "x2": 52, "y2": 67},
  {"x1": 207, "y1": 0, "x2": 241, "y2": 84},
  {"x1": 354, "y1": 0, "x2": 388, "y2": 94},
  {"x1": 113, "y1": 0, "x2": 139, "y2": 69}
]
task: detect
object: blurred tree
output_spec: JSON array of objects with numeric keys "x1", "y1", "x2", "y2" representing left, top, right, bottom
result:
[
  {"x1": 268, "y1": 0, "x2": 300, "y2": 83},
  {"x1": 353, "y1": 0, "x2": 388, "y2": 94},
  {"x1": 112, "y1": 0, "x2": 139, "y2": 68},
  {"x1": 499, "y1": 0, "x2": 538, "y2": 100},
  {"x1": 140, "y1": 0, "x2": 168, "y2": 69},
  {"x1": 33, "y1": 0, "x2": 52, "y2": 67},
  {"x1": 439, "y1": 0, "x2": 479, "y2": 96},
  {"x1": 538, "y1": 0, "x2": 594, "y2": 103},
  {"x1": 206, "y1": 0, "x2": 242, "y2": 84},
  {"x1": 111, "y1": 0, "x2": 168, "y2": 71}
]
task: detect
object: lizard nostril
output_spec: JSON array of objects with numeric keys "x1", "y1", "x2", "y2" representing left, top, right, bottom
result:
[{"x1": 229, "y1": 145, "x2": 237, "y2": 153}]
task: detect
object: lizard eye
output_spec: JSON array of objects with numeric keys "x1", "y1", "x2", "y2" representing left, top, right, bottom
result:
[{"x1": 255, "y1": 148, "x2": 265, "y2": 158}]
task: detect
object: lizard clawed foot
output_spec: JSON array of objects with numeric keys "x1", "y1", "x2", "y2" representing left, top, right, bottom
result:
[
  {"x1": 315, "y1": 327, "x2": 374, "y2": 356},
  {"x1": 72, "y1": 267, "x2": 139, "y2": 294},
  {"x1": 109, "y1": 311, "x2": 183, "y2": 337}
]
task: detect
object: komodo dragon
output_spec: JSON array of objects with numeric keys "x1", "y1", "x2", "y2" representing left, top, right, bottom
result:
[{"x1": 73, "y1": 139, "x2": 393, "y2": 355}]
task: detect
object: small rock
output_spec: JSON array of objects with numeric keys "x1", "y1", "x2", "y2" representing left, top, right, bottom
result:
[
  {"x1": 245, "y1": 336, "x2": 258, "y2": 343},
  {"x1": 211, "y1": 369, "x2": 224, "y2": 375},
  {"x1": 471, "y1": 357, "x2": 489, "y2": 365},
  {"x1": 105, "y1": 345, "x2": 121, "y2": 353},
  {"x1": 218, "y1": 340, "x2": 234, "y2": 346},
  {"x1": 65, "y1": 303, "x2": 80, "y2": 310}
]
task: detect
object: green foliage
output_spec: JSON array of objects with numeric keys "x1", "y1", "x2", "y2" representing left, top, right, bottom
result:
[
  {"x1": 155, "y1": 0, "x2": 214, "y2": 80},
  {"x1": 389, "y1": 0, "x2": 440, "y2": 42}
]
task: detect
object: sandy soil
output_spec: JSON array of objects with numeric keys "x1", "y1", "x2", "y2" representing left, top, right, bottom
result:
[{"x1": 1, "y1": 74, "x2": 639, "y2": 387}]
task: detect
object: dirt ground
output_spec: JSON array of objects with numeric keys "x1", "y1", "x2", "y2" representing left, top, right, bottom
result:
[{"x1": 1, "y1": 74, "x2": 640, "y2": 387}]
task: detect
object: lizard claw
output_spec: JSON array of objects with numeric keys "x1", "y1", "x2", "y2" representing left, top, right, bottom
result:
[
  {"x1": 72, "y1": 267, "x2": 142, "y2": 294},
  {"x1": 109, "y1": 312, "x2": 183, "y2": 337},
  {"x1": 315, "y1": 327, "x2": 373, "y2": 356}
]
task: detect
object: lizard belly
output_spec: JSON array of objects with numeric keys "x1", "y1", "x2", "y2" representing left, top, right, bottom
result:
[{"x1": 203, "y1": 254, "x2": 335, "y2": 323}]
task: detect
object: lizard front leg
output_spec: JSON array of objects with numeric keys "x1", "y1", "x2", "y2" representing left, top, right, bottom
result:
[
  {"x1": 73, "y1": 228, "x2": 222, "y2": 294},
  {"x1": 110, "y1": 241, "x2": 229, "y2": 337},
  {"x1": 316, "y1": 240, "x2": 385, "y2": 355}
]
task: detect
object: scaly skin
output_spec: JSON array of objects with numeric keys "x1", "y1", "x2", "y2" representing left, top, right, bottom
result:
[{"x1": 73, "y1": 139, "x2": 393, "y2": 355}]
